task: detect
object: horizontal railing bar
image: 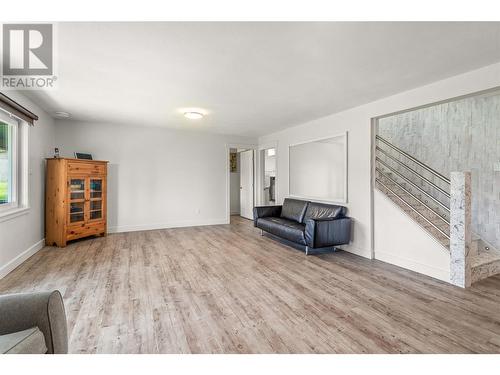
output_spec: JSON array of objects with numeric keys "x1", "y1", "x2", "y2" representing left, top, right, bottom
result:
[
  {"x1": 376, "y1": 157, "x2": 450, "y2": 212},
  {"x1": 376, "y1": 146, "x2": 450, "y2": 199},
  {"x1": 376, "y1": 168, "x2": 450, "y2": 225},
  {"x1": 375, "y1": 178, "x2": 450, "y2": 241},
  {"x1": 376, "y1": 135, "x2": 451, "y2": 185}
]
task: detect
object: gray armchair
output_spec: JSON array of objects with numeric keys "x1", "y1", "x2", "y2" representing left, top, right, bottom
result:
[{"x1": 0, "y1": 291, "x2": 68, "y2": 354}]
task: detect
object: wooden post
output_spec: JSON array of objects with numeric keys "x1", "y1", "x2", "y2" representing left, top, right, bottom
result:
[{"x1": 450, "y1": 171, "x2": 472, "y2": 288}]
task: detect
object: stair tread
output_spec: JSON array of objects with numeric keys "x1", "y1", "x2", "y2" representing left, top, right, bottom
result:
[
  {"x1": 471, "y1": 247, "x2": 500, "y2": 268},
  {"x1": 471, "y1": 246, "x2": 500, "y2": 283},
  {"x1": 377, "y1": 176, "x2": 449, "y2": 217},
  {"x1": 379, "y1": 186, "x2": 449, "y2": 229}
]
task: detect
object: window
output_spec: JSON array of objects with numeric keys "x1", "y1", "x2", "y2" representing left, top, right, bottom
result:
[
  {"x1": 0, "y1": 120, "x2": 13, "y2": 205},
  {"x1": 0, "y1": 110, "x2": 28, "y2": 217}
]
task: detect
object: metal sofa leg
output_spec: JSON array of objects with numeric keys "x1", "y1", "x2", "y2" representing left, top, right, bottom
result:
[
  {"x1": 260, "y1": 230, "x2": 264, "y2": 236},
  {"x1": 305, "y1": 246, "x2": 309, "y2": 255}
]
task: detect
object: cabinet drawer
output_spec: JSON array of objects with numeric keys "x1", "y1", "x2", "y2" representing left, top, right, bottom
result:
[
  {"x1": 68, "y1": 162, "x2": 106, "y2": 176},
  {"x1": 67, "y1": 221, "x2": 106, "y2": 241}
]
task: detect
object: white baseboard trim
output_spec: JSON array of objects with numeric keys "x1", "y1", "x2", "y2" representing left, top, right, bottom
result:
[
  {"x1": 0, "y1": 238, "x2": 45, "y2": 280},
  {"x1": 338, "y1": 244, "x2": 371, "y2": 259},
  {"x1": 375, "y1": 250, "x2": 450, "y2": 283},
  {"x1": 108, "y1": 219, "x2": 228, "y2": 234}
]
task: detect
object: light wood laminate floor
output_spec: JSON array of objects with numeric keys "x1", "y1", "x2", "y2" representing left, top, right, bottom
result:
[{"x1": 1, "y1": 217, "x2": 500, "y2": 353}]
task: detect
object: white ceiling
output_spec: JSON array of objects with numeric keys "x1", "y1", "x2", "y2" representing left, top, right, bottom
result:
[{"x1": 25, "y1": 22, "x2": 500, "y2": 137}]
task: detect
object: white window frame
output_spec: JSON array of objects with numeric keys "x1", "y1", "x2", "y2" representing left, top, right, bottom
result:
[
  {"x1": 288, "y1": 132, "x2": 348, "y2": 204},
  {"x1": 0, "y1": 109, "x2": 29, "y2": 221}
]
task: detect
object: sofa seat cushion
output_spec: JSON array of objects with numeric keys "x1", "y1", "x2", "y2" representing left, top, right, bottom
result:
[
  {"x1": 0, "y1": 327, "x2": 47, "y2": 354},
  {"x1": 280, "y1": 198, "x2": 309, "y2": 223},
  {"x1": 257, "y1": 217, "x2": 306, "y2": 245},
  {"x1": 303, "y1": 202, "x2": 346, "y2": 223}
]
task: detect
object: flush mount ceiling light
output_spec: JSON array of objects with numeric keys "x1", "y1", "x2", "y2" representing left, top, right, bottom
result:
[
  {"x1": 54, "y1": 111, "x2": 71, "y2": 119},
  {"x1": 184, "y1": 111, "x2": 204, "y2": 120}
]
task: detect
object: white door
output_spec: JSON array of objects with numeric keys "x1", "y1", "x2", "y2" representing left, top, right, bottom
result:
[{"x1": 240, "y1": 150, "x2": 254, "y2": 220}]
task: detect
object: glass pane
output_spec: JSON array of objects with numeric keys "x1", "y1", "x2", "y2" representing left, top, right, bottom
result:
[
  {"x1": 90, "y1": 200, "x2": 101, "y2": 211},
  {"x1": 70, "y1": 202, "x2": 84, "y2": 223},
  {"x1": 90, "y1": 179, "x2": 102, "y2": 199},
  {"x1": 0, "y1": 122, "x2": 11, "y2": 205},
  {"x1": 70, "y1": 178, "x2": 85, "y2": 200},
  {"x1": 90, "y1": 200, "x2": 102, "y2": 220}
]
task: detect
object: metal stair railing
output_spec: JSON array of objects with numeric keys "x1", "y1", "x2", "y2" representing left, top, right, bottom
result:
[
  {"x1": 375, "y1": 168, "x2": 449, "y2": 226},
  {"x1": 375, "y1": 146, "x2": 450, "y2": 199},
  {"x1": 375, "y1": 176, "x2": 450, "y2": 240},
  {"x1": 375, "y1": 157, "x2": 450, "y2": 214},
  {"x1": 374, "y1": 135, "x2": 452, "y2": 242},
  {"x1": 376, "y1": 135, "x2": 451, "y2": 185}
]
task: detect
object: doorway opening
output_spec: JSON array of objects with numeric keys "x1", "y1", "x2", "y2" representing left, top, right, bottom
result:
[
  {"x1": 228, "y1": 147, "x2": 255, "y2": 221},
  {"x1": 259, "y1": 147, "x2": 277, "y2": 206}
]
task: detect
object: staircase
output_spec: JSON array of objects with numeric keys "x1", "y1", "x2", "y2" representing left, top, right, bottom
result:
[
  {"x1": 374, "y1": 135, "x2": 500, "y2": 286},
  {"x1": 470, "y1": 235, "x2": 500, "y2": 283}
]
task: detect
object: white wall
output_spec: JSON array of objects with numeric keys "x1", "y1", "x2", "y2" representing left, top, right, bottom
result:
[
  {"x1": 0, "y1": 91, "x2": 55, "y2": 278},
  {"x1": 259, "y1": 62, "x2": 500, "y2": 270},
  {"x1": 54, "y1": 121, "x2": 256, "y2": 232},
  {"x1": 374, "y1": 190, "x2": 450, "y2": 281}
]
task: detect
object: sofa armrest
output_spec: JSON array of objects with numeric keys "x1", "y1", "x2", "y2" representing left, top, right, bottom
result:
[
  {"x1": 0, "y1": 291, "x2": 68, "y2": 354},
  {"x1": 304, "y1": 217, "x2": 352, "y2": 248},
  {"x1": 253, "y1": 205, "x2": 282, "y2": 226}
]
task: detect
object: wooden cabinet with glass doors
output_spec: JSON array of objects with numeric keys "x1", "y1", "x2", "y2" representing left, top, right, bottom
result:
[{"x1": 45, "y1": 158, "x2": 108, "y2": 247}]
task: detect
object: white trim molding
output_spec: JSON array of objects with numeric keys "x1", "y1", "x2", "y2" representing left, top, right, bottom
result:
[
  {"x1": 375, "y1": 250, "x2": 450, "y2": 283},
  {"x1": 108, "y1": 219, "x2": 228, "y2": 234},
  {"x1": 0, "y1": 206, "x2": 30, "y2": 223},
  {"x1": 288, "y1": 131, "x2": 348, "y2": 204},
  {"x1": 0, "y1": 238, "x2": 45, "y2": 280}
]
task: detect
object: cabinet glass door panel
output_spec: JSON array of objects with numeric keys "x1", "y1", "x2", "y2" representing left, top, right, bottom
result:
[
  {"x1": 69, "y1": 178, "x2": 85, "y2": 200},
  {"x1": 90, "y1": 200, "x2": 102, "y2": 220},
  {"x1": 90, "y1": 179, "x2": 102, "y2": 199},
  {"x1": 89, "y1": 178, "x2": 103, "y2": 221},
  {"x1": 70, "y1": 202, "x2": 85, "y2": 223}
]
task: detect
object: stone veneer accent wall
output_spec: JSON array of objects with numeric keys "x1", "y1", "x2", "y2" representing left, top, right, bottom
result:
[{"x1": 378, "y1": 91, "x2": 500, "y2": 250}]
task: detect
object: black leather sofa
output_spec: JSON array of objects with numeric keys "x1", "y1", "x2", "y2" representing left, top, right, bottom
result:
[{"x1": 253, "y1": 198, "x2": 351, "y2": 255}]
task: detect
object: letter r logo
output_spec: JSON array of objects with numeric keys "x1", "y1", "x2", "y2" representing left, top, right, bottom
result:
[{"x1": 2, "y1": 24, "x2": 53, "y2": 76}]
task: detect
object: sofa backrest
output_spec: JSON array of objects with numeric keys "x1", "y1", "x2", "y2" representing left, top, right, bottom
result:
[
  {"x1": 302, "y1": 201, "x2": 346, "y2": 223},
  {"x1": 280, "y1": 198, "x2": 309, "y2": 223}
]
